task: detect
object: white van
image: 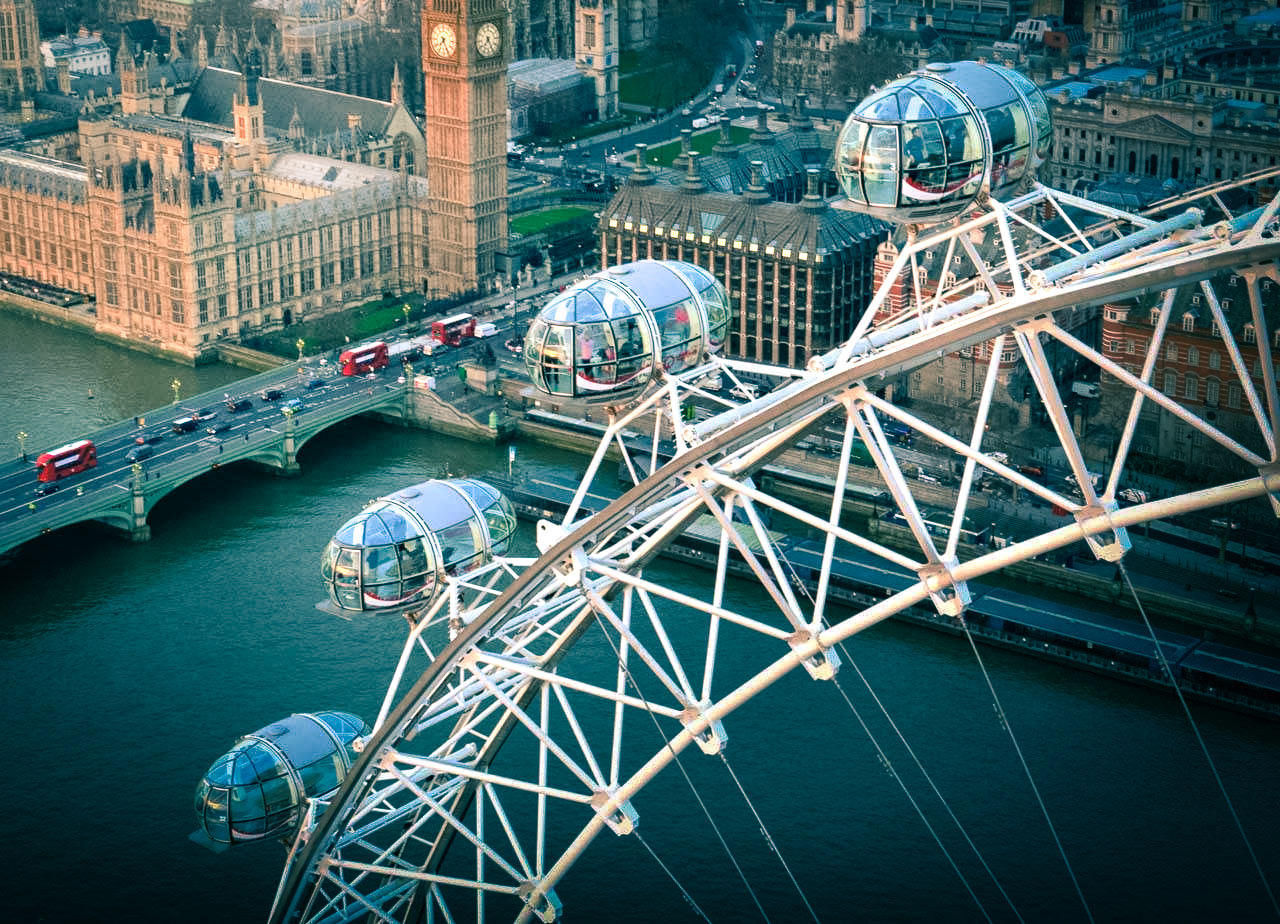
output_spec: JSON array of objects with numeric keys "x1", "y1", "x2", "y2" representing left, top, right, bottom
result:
[
  {"x1": 475, "y1": 322, "x2": 499, "y2": 338},
  {"x1": 730, "y1": 382, "x2": 758, "y2": 401}
]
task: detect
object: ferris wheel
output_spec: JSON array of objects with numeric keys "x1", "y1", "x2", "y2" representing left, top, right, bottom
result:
[{"x1": 201, "y1": 64, "x2": 1280, "y2": 923}]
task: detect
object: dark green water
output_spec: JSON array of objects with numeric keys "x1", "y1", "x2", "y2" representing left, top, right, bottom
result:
[{"x1": 1, "y1": 311, "x2": 1278, "y2": 923}]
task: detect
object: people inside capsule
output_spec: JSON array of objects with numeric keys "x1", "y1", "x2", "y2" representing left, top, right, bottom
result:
[
  {"x1": 320, "y1": 478, "x2": 516, "y2": 613},
  {"x1": 192, "y1": 711, "x2": 370, "y2": 849},
  {"x1": 835, "y1": 61, "x2": 1050, "y2": 225},
  {"x1": 524, "y1": 260, "x2": 729, "y2": 400}
]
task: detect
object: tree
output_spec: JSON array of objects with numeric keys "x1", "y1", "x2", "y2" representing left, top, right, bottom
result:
[{"x1": 831, "y1": 37, "x2": 909, "y2": 103}]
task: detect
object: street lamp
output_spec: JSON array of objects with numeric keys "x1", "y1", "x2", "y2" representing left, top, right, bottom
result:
[
  {"x1": 17, "y1": 429, "x2": 28, "y2": 462},
  {"x1": 401, "y1": 303, "x2": 411, "y2": 327},
  {"x1": 296, "y1": 338, "x2": 306, "y2": 361},
  {"x1": 171, "y1": 378, "x2": 182, "y2": 404}
]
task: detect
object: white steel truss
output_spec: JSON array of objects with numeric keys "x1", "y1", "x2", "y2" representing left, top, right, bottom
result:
[{"x1": 269, "y1": 171, "x2": 1280, "y2": 924}]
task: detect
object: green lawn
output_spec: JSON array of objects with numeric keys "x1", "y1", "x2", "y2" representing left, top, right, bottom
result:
[
  {"x1": 511, "y1": 206, "x2": 597, "y2": 236},
  {"x1": 629, "y1": 125, "x2": 755, "y2": 168}
]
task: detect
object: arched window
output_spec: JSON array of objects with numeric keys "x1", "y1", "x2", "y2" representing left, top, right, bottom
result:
[
  {"x1": 1149, "y1": 307, "x2": 1160, "y2": 325},
  {"x1": 1163, "y1": 369, "x2": 1177, "y2": 394},
  {"x1": 1243, "y1": 323, "x2": 1256, "y2": 343},
  {"x1": 1208, "y1": 351, "x2": 1220, "y2": 370},
  {"x1": 1166, "y1": 344, "x2": 1178, "y2": 362},
  {"x1": 1187, "y1": 346, "x2": 1199, "y2": 366},
  {"x1": 1206, "y1": 377, "x2": 1220, "y2": 406},
  {"x1": 1183, "y1": 372, "x2": 1198, "y2": 400},
  {"x1": 1182, "y1": 313, "x2": 1196, "y2": 332}
]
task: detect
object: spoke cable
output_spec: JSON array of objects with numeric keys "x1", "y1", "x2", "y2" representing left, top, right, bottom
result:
[
  {"x1": 834, "y1": 640, "x2": 1026, "y2": 924},
  {"x1": 633, "y1": 829, "x2": 715, "y2": 924},
  {"x1": 826, "y1": 667, "x2": 995, "y2": 924},
  {"x1": 1117, "y1": 560, "x2": 1280, "y2": 918},
  {"x1": 957, "y1": 622, "x2": 1096, "y2": 923},
  {"x1": 716, "y1": 751, "x2": 822, "y2": 924},
  {"x1": 590, "y1": 614, "x2": 774, "y2": 924}
]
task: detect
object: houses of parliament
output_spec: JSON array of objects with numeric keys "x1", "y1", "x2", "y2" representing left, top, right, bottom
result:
[{"x1": 0, "y1": 0, "x2": 598, "y2": 360}]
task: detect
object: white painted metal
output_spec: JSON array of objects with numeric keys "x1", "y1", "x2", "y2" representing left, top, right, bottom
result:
[{"x1": 269, "y1": 171, "x2": 1280, "y2": 924}]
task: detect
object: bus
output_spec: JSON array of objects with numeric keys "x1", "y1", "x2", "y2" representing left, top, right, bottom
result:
[
  {"x1": 432, "y1": 313, "x2": 476, "y2": 347},
  {"x1": 339, "y1": 341, "x2": 390, "y2": 376},
  {"x1": 34, "y1": 439, "x2": 97, "y2": 482}
]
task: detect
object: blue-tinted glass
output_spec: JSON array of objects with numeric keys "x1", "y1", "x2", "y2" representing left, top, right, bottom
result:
[
  {"x1": 231, "y1": 784, "x2": 266, "y2": 819},
  {"x1": 362, "y1": 544, "x2": 399, "y2": 584},
  {"x1": 913, "y1": 81, "x2": 966, "y2": 117},
  {"x1": 260, "y1": 775, "x2": 295, "y2": 813},
  {"x1": 299, "y1": 756, "x2": 340, "y2": 795},
  {"x1": 362, "y1": 515, "x2": 392, "y2": 545},
  {"x1": 269, "y1": 717, "x2": 339, "y2": 768},
  {"x1": 333, "y1": 518, "x2": 363, "y2": 545},
  {"x1": 206, "y1": 754, "x2": 234, "y2": 787},
  {"x1": 397, "y1": 538, "x2": 431, "y2": 578},
  {"x1": 859, "y1": 87, "x2": 901, "y2": 120},
  {"x1": 235, "y1": 816, "x2": 267, "y2": 836},
  {"x1": 206, "y1": 820, "x2": 230, "y2": 842},
  {"x1": 572, "y1": 290, "x2": 608, "y2": 322}
]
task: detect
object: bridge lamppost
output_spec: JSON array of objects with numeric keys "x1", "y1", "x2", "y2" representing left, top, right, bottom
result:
[
  {"x1": 401, "y1": 303, "x2": 411, "y2": 327},
  {"x1": 296, "y1": 338, "x2": 306, "y2": 362},
  {"x1": 171, "y1": 379, "x2": 182, "y2": 404},
  {"x1": 17, "y1": 429, "x2": 28, "y2": 462}
]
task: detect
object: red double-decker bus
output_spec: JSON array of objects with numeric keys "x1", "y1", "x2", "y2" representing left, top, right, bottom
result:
[
  {"x1": 432, "y1": 313, "x2": 476, "y2": 347},
  {"x1": 35, "y1": 439, "x2": 97, "y2": 482},
  {"x1": 339, "y1": 341, "x2": 390, "y2": 376}
]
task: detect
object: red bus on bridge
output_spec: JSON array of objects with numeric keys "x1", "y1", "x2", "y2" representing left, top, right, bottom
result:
[
  {"x1": 432, "y1": 313, "x2": 476, "y2": 347},
  {"x1": 34, "y1": 439, "x2": 97, "y2": 482},
  {"x1": 339, "y1": 341, "x2": 390, "y2": 376}
]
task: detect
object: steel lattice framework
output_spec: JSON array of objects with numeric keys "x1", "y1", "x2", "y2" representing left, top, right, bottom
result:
[{"x1": 267, "y1": 173, "x2": 1280, "y2": 924}]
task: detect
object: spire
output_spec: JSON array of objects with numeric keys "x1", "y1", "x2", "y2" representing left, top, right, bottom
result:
[
  {"x1": 289, "y1": 105, "x2": 304, "y2": 141},
  {"x1": 182, "y1": 129, "x2": 195, "y2": 174},
  {"x1": 196, "y1": 28, "x2": 208, "y2": 68},
  {"x1": 118, "y1": 33, "x2": 135, "y2": 72},
  {"x1": 168, "y1": 26, "x2": 181, "y2": 61},
  {"x1": 390, "y1": 61, "x2": 404, "y2": 106}
]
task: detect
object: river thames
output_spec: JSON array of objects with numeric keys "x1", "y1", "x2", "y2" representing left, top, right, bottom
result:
[{"x1": 1, "y1": 310, "x2": 1278, "y2": 923}]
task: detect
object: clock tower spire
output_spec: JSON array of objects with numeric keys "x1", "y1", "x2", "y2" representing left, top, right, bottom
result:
[{"x1": 422, "y1": 0, "x2": 509, "y2": 297}]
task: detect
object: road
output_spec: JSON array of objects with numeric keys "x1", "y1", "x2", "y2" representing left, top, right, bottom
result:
[{"x1": 0, "y1": 359, "x2": 406, "y2": 530}]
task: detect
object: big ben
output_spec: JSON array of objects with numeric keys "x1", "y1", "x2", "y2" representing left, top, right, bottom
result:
[{"x1": 422, "y1": 0, "x2": 509, "y2": 296}]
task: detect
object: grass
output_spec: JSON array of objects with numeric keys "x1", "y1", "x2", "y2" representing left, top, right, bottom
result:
[
  {"x1": 619, "y1": 49, "x2": 714, "y2": 111},
  {"x1": 628, "y1": 125, "x2": 755, "y2": 168},
  {"x1": 511, "y1": 206, "x2": 597, "y2": 236}
]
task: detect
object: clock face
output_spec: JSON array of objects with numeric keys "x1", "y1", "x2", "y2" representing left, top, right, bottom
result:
[
  {"x1": 476, "y1": 22, "x2": 501, "y2": 58},
  {"x1": 430, "y1": 23, "x2": 456, "y2": 58}
]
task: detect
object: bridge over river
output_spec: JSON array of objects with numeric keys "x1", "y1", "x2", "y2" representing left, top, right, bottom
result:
[{"x1": 0, "y1": 360, "x2": 414, "y2": 557}]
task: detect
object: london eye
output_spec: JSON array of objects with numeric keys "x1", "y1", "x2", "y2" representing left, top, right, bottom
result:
[{"x1": 199, "y1": 64, "x2": 1280, "y2": 923}]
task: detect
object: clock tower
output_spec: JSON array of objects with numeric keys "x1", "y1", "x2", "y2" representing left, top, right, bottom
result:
[{"x1": 422, "y1": 0, "x2": 509, "y2": 296}]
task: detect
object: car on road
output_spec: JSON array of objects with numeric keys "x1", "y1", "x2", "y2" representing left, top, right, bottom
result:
[
  {"x1": 260, "y1": 388, "x2": 284, "y2": 402},
  {"x1": 135, "y1": 434, "x2": 165, "y2": 446},
  {"x1": 34, "y1": 481, "x2": 60, "y2": 496},
  {"x1": 206, "y1": 421, "x2": 232, "y2": 435},
  {"x1": 194, "y1": 407, "x2": 218, "y2": 422},
  {"x1": 305, "y1": 377, "x2": 325, "y2": 390},
  {"x1": 125, "y1": 444, "x2": 154, "y2": 463},
  {"x1": 1118, "y1": 487, "x2": 1149, "y2": 504},
  {"x1": 171, "y1": 417, "x2": 199, "y2": 434},
  {"x1": 226, "y1": 398, "x2": 253, "y2": 412},
  {"x1": 281, "y1": 398, "x2": 304, "y2": 414},
  {"x1": 1211, "y1": 517, "x2": 1241, "y2": 531}
]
